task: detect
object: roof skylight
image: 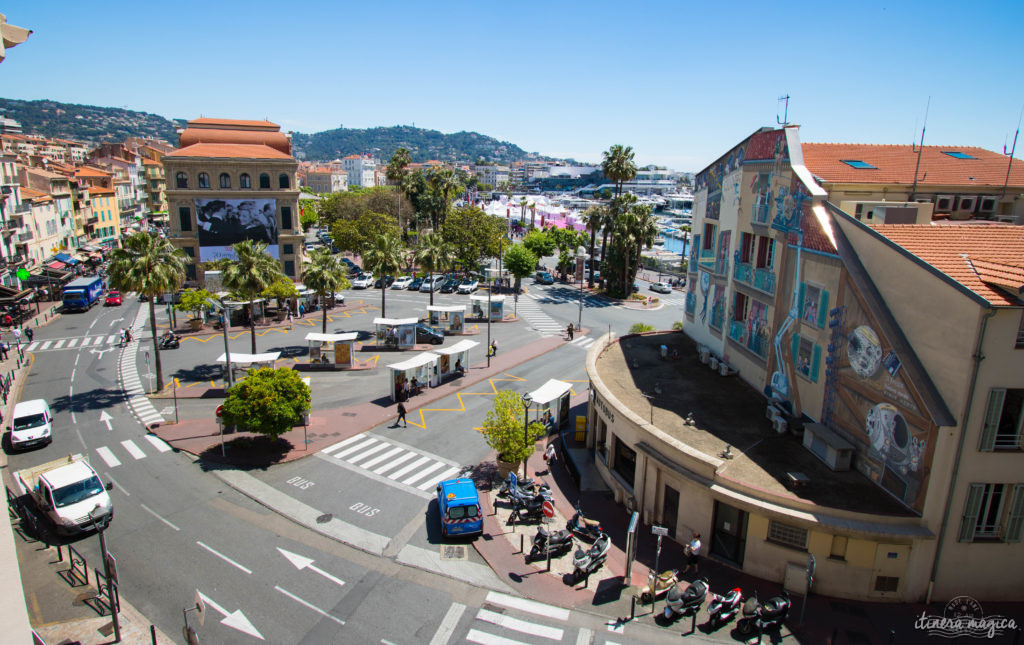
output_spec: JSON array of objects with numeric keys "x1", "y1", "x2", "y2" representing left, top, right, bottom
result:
[
  {"x1": 841, "y1": 159, "x2": 876, "y2": 169},
  {"x1": 942, "y1": 151, "x2": 977, "y2": 160}
]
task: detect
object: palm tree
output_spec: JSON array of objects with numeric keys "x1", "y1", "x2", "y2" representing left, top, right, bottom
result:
[
  {"x1": 302, "y1": 248, "x2": 351, "y2": 333},
  {"x1": 106, "y1": 232, "x2": 187, "y2": 391},
  {"x1": 362, "y1": 232, "x2": 405, "y2": 317},
  {"x1": 631, "y1": 204, "x2": 658, "y2": 281},
  {"x1": 427, "y1": 167, "x2": 461, "y2": 230},
  {"x1": 222, "y1": 240, "x2": 283, "y2": 354},
  {"x1": 414, "y1": 232, "x2": 454, "y2": 307},
  {"x1": 600, "y1": 144, "x2": 638, "y2": 269},
  {"x1": 582, "y1": 206, "x2": 605, "y2": 288},
  {"x1": 387, "y1": 148, "x2": 412, "y2": 236}
]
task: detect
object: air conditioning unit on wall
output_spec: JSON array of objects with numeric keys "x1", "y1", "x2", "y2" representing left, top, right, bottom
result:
[
  {"x1": 957, "y1": 196, "x2": 976, "y2": 213},
  {"x1": 773, "y1": 416, "x2": 788, "y2": 434}
]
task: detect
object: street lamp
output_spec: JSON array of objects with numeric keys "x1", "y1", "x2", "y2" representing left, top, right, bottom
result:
[
  {"x1": 220, "y1": 306, "x2": 233, "y2": 388},
  {"x1": 576, "y1": 245, "x2": 589, "y2": 331},
  {"x1": 521, "y1": 392, "x2": 533, "y2": 479},
  {"x1": 88, "y1": 505, "x2": 120, "y2": 643}
]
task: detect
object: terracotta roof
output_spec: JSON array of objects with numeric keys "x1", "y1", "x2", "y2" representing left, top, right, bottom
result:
[
  {"x1": 872, "y1": 224, "x2": 1024, "y2": 306},
  {"x1": 19, "y1": 187, "x2": 52, "y2": 203},
  {"x1": 187, "y1": 118, "x2": 280, "y2": 129},
  {"x1": 74, "y1": 166, "x2": 111, "y2": 178},
  {"x1": 142, "y1": 158, "x2": 162, "y2": 166},
  {"x1": 787, "y1": 206, "x2": 837, "y2": 254},
  {"x1": 164, "y1": 143, "x2": 293, "y2": 160},
  {"x1": 177, "y1": 127, "x2": 290, "y2": 155},
  {"x1": 802, "y1": 143, "x2": 1024, "y2": 188},
  {"x1": 88, "y1": 185, "x2": 114, "y2": 195}
]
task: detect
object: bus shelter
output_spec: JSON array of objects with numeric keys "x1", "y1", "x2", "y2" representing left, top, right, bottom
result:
[
  {"x1": 305, "y1": 332, "x2": 358, "y2": 368},
  {"x1": 387, "y1": 352, "x2": 439, "y2": 402},
  {"x1": 469, "y1": 294, "x2": 505, "y2": 322},
  {"x1": 527, "y1": 379, "x2": 573, "y2": 431},
  {"x1": 427, "y1": 305, "x2": 466, "y2": 334},
  {"x1": 431, "y1": 339, "x2": 479, "y2": 380},
  {"x1": 217, "y1": 351, "x2": 281, "y2": 381},
  {"x1": 374, "y1": 317, "x2": 418, "y2": 350}
]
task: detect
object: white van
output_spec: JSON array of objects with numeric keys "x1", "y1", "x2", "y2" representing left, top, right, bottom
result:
[
  {"x1": 9, "y1": 399, "x2": 54, "y2": 450},
  {"x1": 419, "y1": 274, "x2": 444, "y2": 292}
]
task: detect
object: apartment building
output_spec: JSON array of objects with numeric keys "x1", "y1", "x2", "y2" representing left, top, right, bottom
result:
[
  {"x1": 17, "y1": 166, "x2": 76, "y2": 249},
  {"x1": 304, "y1": 166, "x2": 347, "y2": 193},
  {"x1": 86, "y1": 185, "x2": 121, "y2": 247},
  {"x1": 340, "y1": 154, "x2": 376, "y2": 187},
  {"x1": 471, "y1": 164, "x2": 510, "y2": 188},
  {"x1": 16, "y1": 187, "x2": 63, "y2": 264}
]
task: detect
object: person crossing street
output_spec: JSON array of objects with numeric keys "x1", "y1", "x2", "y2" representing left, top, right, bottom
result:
[
  {"x1": 566, "y1": 323, "x2": 574, "y2": 341},
  {"x1": 396, "y1": 401, "x2": 408, "y2": 427}
]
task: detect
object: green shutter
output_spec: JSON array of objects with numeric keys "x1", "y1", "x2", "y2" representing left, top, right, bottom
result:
[
  {"x1": 978, "y1": 389, "x2": 1006, "y2": 451},
  {"x1": 817, "y1": 290, "x2": 830, "y2": 328},
  {"x1": 798, "y1": 283, "x2": 806, "y2": 320},
  {"x1": 810, "y1": 344, "x2": 822, "y2": 382},
  {"x1": 791, "y1": 334, "x2": 800, "y2": 366},
  {"x1": 1006, "y1": 484, "x2": 1024, "y2": 543},
  {"x1": 958, "y1": 484, "x2": 985, "y2": 542}
]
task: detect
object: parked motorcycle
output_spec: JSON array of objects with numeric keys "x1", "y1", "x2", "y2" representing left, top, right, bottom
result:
[
  {"x1": 159, "y1": 335, "x2": 180, "y2": 349},
  {"x1": 640, "y1": 569, "x2": 679, "y2": 604},
  {"x1": 511, "y1": 494, "x2": 549, "y2": 521},
  {"x1": 736, "y1": 590, "x2": 790, "y2": 636},
  {"x1": 566, "y1": 508, "x2": 603, "y2": 543},
  {"x1": 527, "y1": 526, "x2": 574, "y2": 563},
  {"x1": 663, "y1": 577, "x2": 709, "y2": 622},
  {"x1": 571, "y1": 533, "x2": 611, "y2": 581},
  {"x1": 500, "y1": 472, "x2": 551, "y2": 501},
  {"x1": 705, "y1": 586, "x2": 742, "y2": 628}
]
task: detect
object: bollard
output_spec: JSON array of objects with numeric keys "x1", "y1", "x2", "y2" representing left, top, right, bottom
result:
[
  {"x1": 546, "y1": 544, "x2": 551, "y2": 572},
  {"x1": 630, "y1": 595, "x2": 636, "y2": 622},
  {"x1": 151, "y1": 624, "x2": 157, "y2": 644},
  {"x1": 519, "y1": 533, "x2": 524, "y2": 554}
]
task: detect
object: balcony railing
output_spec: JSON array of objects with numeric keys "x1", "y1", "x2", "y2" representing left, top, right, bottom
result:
[
  {"x1": 752, "y1": 201, "x2": 771, "y2": 225},
  {"x1": 698, "y1": 248, "x2": 716, "y2": 268},
  {"x1": 16, "y1": 230, "x2": 33, "y2": 242},
  {"x1": 734, "y1": 261, "x2": 752, "y2": 284},
  {"x1": 753, "y1": 268, "x2": 776, "y2": 295}
]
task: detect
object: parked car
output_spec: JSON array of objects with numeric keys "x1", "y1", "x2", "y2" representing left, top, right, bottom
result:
[
  {"x1": 347, "y1": 265, "x2": 362, "y2": 276},
  {"x1": 420, "y1": 275, "x2": 444, "y2": 292},
  {"x1": 416, "y1": 322, "x2": 444, "y2": 345},
  {"x1": 440, "y1": 277, "x2": 460, "y2": 293},
  {"x1": 374, "y1": 275, "x2": 395, "y2": 289},
  {"x1": 391, "y1": 276, "x2": 413, "y2": 290},
  {"x1": 408, "y1": 277, "x2": 424, "y2": 291},
  {"x1": 457, "y1": 278, "x2": 479, "y2": 294},
  {"x1": 650, "y1": 282, "x2": 672, "y2": 294},
  {"x1": 351, "y1": 273, "x2": 374, "y2": 289},
  {"x1": 104, "y1": 290, "x2": 122, "y2": 306},
  {"x1": 535, "y1": 271, "x2": 554, "y2": 285},
  {"x1": 330, "y1": 292, "x2": 346, "y2": 305}
]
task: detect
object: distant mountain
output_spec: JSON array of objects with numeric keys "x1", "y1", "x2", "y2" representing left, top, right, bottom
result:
[{"x1": 0, "y1": 97, "x2": 550, "y2": 164}]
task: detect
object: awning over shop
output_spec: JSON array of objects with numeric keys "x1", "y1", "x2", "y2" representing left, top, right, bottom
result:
[
  {"x1": 387, "y1": 352, "x2": 439, "y2": 371},
  {"x1": 81, "y1": 245, "x2": 101, "y2": 253},
  {"x1": 304, "y1": 332, "x2": 358, "y2": 343},
  {"x1": 431, "y1": 339, "x2": 479, "y2": 356},
  {"x1": 216, "y1": 352, "x2": 281, "y2": 365},
  {"x1": 0, "y1": 285, "x2": 35, "y2": 306},
  {"x1": 373, "y1": 317, "x2": 418, "y2": 326},
  {"x1": 46, "y1": 261, "x2": 66, "y2": 270},
  {"x1": 54, "y1": 253, "x2": 79, "y2": 265},
  {"x1": 528, "y1": 379, "x2": 572, "y2": 405}
]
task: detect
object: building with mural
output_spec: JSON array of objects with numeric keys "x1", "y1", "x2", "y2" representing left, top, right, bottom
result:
[{"x1": 584, "y1": 124, "x2": 1024, "y2": 603}]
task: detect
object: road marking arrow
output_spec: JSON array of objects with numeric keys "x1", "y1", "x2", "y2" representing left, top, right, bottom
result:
[
  {"x1": 109, "y1": 317, "x2": 124, "y2": 327},
  {"x1": 277, "y1": 547, "x2": 346, "y2": 588},
  {"x1": 196, "y1": 590, "x2": 264, "y2": 640},
  {"x1": 99, "y1": 410, "x2": 113, "y2": 431}
]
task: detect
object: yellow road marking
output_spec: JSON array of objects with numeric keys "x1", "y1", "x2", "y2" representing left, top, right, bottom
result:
[{"x1": 407, "y1": 372, "x2": 526, "y2": 429}]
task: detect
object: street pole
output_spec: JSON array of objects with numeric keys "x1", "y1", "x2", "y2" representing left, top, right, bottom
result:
[
  {"x1": 521, "y1": 393, "x2": 532, "y2": 479},
  {"x1": 221, "y1": 309, "x2": 233, "y2": 388},
  {"x1": 90, "y1": 508, "x2": 120, "y2": 643}
]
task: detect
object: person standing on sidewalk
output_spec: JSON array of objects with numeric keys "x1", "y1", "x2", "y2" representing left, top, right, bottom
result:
[
  {"x1": 681, "y1": 532, "x2": 702, "y2": 575},
  {"x1": 566, "y1": 323, "x2": 574, "y2": 341},
  {"x1": 0, "y1": 341, "x2": 8, "y2": 361},
  {"x1": 396, "y1": 401, "x2": 408, "y2": 427},
  {"x1": 12, "y1": 327, "x2": 21, "y2": 345},
  {"x1": 24, "y1": 327, "x2": 33, "y2": 342},
  {"x1": 490, "y1": 338, "x2": 498, "y2": 356}
]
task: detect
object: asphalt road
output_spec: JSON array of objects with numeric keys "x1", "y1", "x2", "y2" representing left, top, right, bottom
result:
[{"x1": 4, "y1": 273, "x2": 689, "y2": 644}]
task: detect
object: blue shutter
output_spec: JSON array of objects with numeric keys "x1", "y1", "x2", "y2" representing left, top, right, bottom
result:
[
  {"x1": 958, "y1": 484, "x2": 985, "y2": 542},
  {"x1": 791, "y1": 334, "x2": 800, "y2": 366},
  {"x1": 810, "y1": 344, "x2": 822, "y2": 382},
  {"x1": 817, "y1": 290, "x2": 830, "y2": 328},
  {"x1": 798, "y1": 283, "x2": 806, "y2": 320}
]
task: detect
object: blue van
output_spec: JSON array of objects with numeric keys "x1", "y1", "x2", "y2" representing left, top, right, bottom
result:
[{"x1": 436, "y1": 477, "x2": 482, "y2": 538}]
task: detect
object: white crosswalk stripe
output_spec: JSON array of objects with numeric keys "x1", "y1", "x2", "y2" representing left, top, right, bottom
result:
[
  {"x1": 514, "y1": 297, "x2": 564, "y2": 336},
  {"x1": 466, "y1": 592, "x2": 574, "y2": 644},
  {"x1": 144, "y1": 434, "x2": 172, "y2": 452},
  {"x1": 121, "y1": 440, "x2": 146, "y2": 460},
  {"x1": 119, "y1": 303, "x2": 165, "y2": 427},
  {"x1": 24, "y1": 333, "x2": 132, "y2": 353},
  {"x1": 569, "y1": 336, "x2": 596, "y2": 350},
  {"x1": 95, "y1": 446, "x2": 122, "y2": 468},
  {"x1": 320, "y1": 434, "x2": 460, "y2": 492}
]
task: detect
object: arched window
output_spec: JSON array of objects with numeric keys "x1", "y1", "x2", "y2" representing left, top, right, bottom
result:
[
  {"x1": 219, "y1": 173, "x2": 231, "y2": 189},
  {"x1": 198, "y1": 172, "x2": 210, "y2": 189},
  {"x1": 240, "y1": 173, "x2": 251, "y2": 189},
  {"x1": 175, "y1": 172, "x2": 188, "y2": 189},
  {"x1": 278, "y1": 173, "x2": 290, "y2": 189},
  {"x1": 259, "y1": 173, "x2": 270, "y2": 189}
]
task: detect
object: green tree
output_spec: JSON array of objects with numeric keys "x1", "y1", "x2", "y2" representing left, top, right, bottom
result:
[
  {"x1": 607, "y1": 200, "x2": 655, "y2": 296},
  {"x1": 330, "y1": 211, "x2": 400, "y2": 257},
  {"x1": 414, "y1": 232, "x2": 454, "y2": 307},
  {"x1": 439, "y1": 207, "x2": 505, "y2": 274},
  {"x1": 426, "y1": 166, "x2": 462, "y2": 230},
  {"x1": 299, "y1": 200, "x2": 319, "y2": 230},
  {"x1": 479, "y1": 389, "x2": 545, "y2": 475},
  {"x1": 302, "y1": 248, "x2": 351, "y2": 332},
  {"x1": 262, "y1": 276, "x2": 300, "y2": 312},
  {"x1": 361, "y1": 232, "x2": 405, "y2": 317},
  {"x1": 386, "y1": 147, "x2": 411, "y2": 185},
  {"x1": 175, "y1": 288, "x2": 214, "y2": 323},
  {"x1": 600, "y1": 144, "x2": 637, "y2": 269},
  {"x1": 503, "y1": 243, "x2": 536, "y2": 316},
  {"x1": 107, "y1": 232, "x2": 187, "y2": 391},
  {"x1": 522, "y1": 228, "x2": 555, "y2": 260},
  {"x1": 548, "y1": 226, "x2": 588, "y2": 280},
  {"x1": 222, "y1": 240, "x2": 283, "y2": 353},
  {"x1": 222, "y1": 367, "x2": 311, "y2": 441}
]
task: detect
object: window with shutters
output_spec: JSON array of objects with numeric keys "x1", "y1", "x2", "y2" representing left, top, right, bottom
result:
[
  {"x1": 959, "y1": 483, "x2": 1024, "y2": 542},
  {"x1": 794, "y1": 335, "x2": 821, "y2": 382},
  {"x1": 799, "y1": 282, "x2": 829, "y2": 329},
  {"x1": 978, "y1": 389, "x2": 1024, "y2": 451},
  {"x1": 219, "y1": 173, "x2": 231, "y2": 189},
  {"x1": 259, "y1": 173, "x2": 271, "y2": 189},
  {"x1": 279, "y1": 173, "x2": 291, "y2": 189},
  {"x1": 281, "y1": 206, "x2": 292, "y2": 230},
  {"x1": 175, "y1": 172, "x2": 188, "y2": 189}
]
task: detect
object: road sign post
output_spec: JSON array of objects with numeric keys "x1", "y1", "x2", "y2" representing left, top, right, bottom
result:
[{"x1": 652, "y1": 525, "x2": 668, "y2": 613}]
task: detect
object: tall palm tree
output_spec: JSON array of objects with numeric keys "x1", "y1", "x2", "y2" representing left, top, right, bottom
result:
[
  {"x1": 600, "y1": 144, "x2": 638, "y2": 269},
  {"x1": 428, "y1": 167, "x2": 461, "y2": 230},
  {"x1": 302, "y1": 248, "x2": 351, "y2": 333},
  {"x1": 107, "y1": 232, "x2": 187, "y2": 391},
  {"x1": 631, "y1": 204, "x2": 658, "y2": 281},
  {"x1": 414, "y1": 232, "x2": 454, "y2": 307},
  {"x1": 387, "y1": 148, "x2": 412, "y2": 236},
  {"x1": 582, "y1": 206, "x2": 605, "y2": 288},
  {"x1": 362, "y1": 232, "x2": 405, "y2": 317},
  {"x1": 222, "y1": 240, "x2": 283, "y2": 353}
]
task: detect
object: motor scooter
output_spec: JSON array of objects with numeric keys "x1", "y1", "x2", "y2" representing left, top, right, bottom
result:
[
  {"x1": 663, "y1": 577, "x2": 708, "y2": 622},
  {"x1": 705, "y1": 586, "x2": 742, "y2": 628},
  {"x1": 527, "y1": 526, "x2": 573, "y2": 563},
  {"x1": 640, "y1": 569, "x2": 678, "y2": 604},
  {"x1": 499, "y1": 472, "x2": 551, "y2": 500},
  {"x1": 736, "y1": 590, "x2": 790, "y2": 637},
  {"x1": 565, "y1": 508, "x2": 603, "y2": 542},
  {"x1": 159, "y1": 334, "x2": 180, "y2": 349},
  {"x1": 571, "y1": 533, "x2": 610, "y2": 582},
  {"x1": 511, "y1": 494, "x2": 549, "y2": 521}
]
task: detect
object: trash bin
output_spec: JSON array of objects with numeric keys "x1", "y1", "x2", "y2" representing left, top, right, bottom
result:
[{"x1": 660, "y1": 345, "x2": 668, "y2": 359}]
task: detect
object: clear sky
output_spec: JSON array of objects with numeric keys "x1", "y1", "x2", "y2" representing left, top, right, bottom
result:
[{"x1": 2, "y1": 1, "x2": 1023, "y2": 171}]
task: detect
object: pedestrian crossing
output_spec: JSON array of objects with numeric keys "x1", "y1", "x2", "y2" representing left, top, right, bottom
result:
[
  {"x1": 656, "y1": 297, "x2": 686, "y2": 306},
  {"x1": 319, "y1": 433, "x2": 462, "y2": 493},
  {"x1": 567, "y1": 335, "x2": 596, "y2": 351},
  {"x1": 25, "y1": 334, "x2": 125, "y2": 352},
  {"x1": 92, "y1": 434, "x2": 173, "y2": 468},
  {"x1": 464, "y1": 592, "x2": 580, "y2": 645},
  {"x1": 119, "y1": 304, "x2": 165, "y2": 427},
  {"x1": 514, "y1": 296, "x2": 565, "y2": 337}
]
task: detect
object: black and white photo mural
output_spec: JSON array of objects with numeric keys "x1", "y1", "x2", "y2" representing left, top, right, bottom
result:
[{"x1": 196, "y1": 198, "x2": 279, "y2": 261}]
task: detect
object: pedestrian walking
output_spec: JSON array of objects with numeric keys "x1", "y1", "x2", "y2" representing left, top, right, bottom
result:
[
  {"x1": 681, "y1": 532, "x2": 702, "y2": 575},
  {"x1": 0, "y1": 341, "x2": 8, "y2": 361},
  {"x1": 490, "y1": 339, "x2": 498, "y2": 356},
  {"x1": 24, "y1": 327, "x2": 33, "y2": 342},
  {"x1": 543, "y1": 443, "x2": 556, "y2": 464},
  {"x1": 298, "y1": 303, "x2": 304, "y2": 318},
  {"x1": 566, "y1": 323, "x2": 574, "y2": 341},
  {"x1": 287, "y1": 310, "x2": 293, "y2": 328},
  {"x1": 119, "y1": 329, "x2": 126, "y2": 346},
  {"x1": 12, "y1": 327, "x2": 21, "y2": 345},
  {"x1": 396, "y1": 401, "x2": 408, "y2": 427}
]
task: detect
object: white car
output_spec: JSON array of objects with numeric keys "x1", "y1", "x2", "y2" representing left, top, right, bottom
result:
[
  {"x1": 391, "y1": 276, "x2": 413, "y2": 290},
  {"x1": 420, "y1": 275, "x2": 444, "y2": 292},
  {"x1": 351, "y1": 273, "x2": 374, "y2": 289},
  {"x1": 650, "y1": 281, "x2": 672, "y2": 294},
  {"x1": 457, "y1": 279, "x2": 479, "y2": 294},
  {"x1": 9, "y1": 399, "x2": 53, "y2": 450},
  {"x1": 331, "y1": 292, "x2": 346, "y2": 305}
]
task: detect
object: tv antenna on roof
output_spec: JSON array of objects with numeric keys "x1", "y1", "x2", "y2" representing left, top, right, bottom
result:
[
  {"x1": 777, "y1": 95, "x2": 791, "y2": 126},
  {"x1": 909, "y1": 97, "x2": 930, "y2": 201},
  {"x1": 1001, "y1": 104, "x2": 1023, "y2": 197}
]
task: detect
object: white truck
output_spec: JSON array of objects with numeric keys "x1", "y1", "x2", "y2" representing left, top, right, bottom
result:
[{"x1": 15, "y1": 455, "x2": 113, "y2": 535}]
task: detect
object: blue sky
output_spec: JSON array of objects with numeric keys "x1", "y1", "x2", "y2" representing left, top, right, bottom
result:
[{"x1": 2, "y1": 1, "x2": 1022, "y2": 171}]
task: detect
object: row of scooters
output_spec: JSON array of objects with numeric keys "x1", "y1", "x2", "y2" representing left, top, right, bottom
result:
[
  {"x1": 499, "y1": 473, "x2": 609, "y2": 583},
  {"x1": 643, "y1": 569, "x2": 791, "y2": 636}
]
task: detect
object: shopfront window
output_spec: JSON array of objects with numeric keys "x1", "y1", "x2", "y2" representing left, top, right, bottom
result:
[{"x1": 612, "y1": 436, "x2": 636, "y2": 488}]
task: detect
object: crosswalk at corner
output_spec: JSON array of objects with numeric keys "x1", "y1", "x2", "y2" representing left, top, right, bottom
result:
[
  {"x1": 319, "y1": 434, "x2": 462, "y2": 495},
  {"x1": 567, "y1": 335, "x2": 596, "y2": 351},
  {"x1": 118, "y1": 303, "x2": 165, "y2": 427},
  {"x1": 513, "y1": 296, "x2": 565, "y2": 337},
  {"x1": 93, "y1": 434, "x2": 173, "y2": 468},
  {"x1": 460, "y1": 591, "x2": 609, "y2": 645}
]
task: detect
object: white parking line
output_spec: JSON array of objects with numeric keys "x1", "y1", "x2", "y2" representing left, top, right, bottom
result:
[
  {"x1": 140, "y1": 503, "x2": 181, "y2": 531},
  {"x1": 95, "y1": 446, "x2": 121, "y2": 468},
  {"x1": 484, "y1": 591, "x2": 570, "y2": 621},
  {"x1": 196, "y1": 541, "x2": 252, "y2": 574},
  {"x1": 428, "y1": 602, "x2": 466, "y2": 645},
  {"x1": 275, "y1": 585, "x2": 345, "y2": 625}
]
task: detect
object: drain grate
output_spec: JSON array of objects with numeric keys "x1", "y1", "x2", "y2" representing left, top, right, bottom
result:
[
  {"x1": 440, "y1": 545, "x2": 468, "y2": 561},
  {"x1": 316, "y1": 513, "x2": 333, "y2": 524}
]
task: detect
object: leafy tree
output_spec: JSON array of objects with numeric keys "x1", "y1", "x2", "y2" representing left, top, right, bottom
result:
[
  {"x1": 672, "y1": 321, "x2": 684, "y2": 331},
  {"x1": 302, "y1": 248, "x2": 351, "y2": 332},
  {"x1": 503, "y1": 243, "x2": 536, "y2": 316},
  {"x1": 222, "y1": 240, "x2": 283, "y2": 353},
  {"x1": 262, "y1": 277, "x2": 300, "y2": 311},
  {"x1": 548, "y1": 226, "x2": 588, "y2": 279},
  {"x1": 386, "y1": 147, "x2": 411, "y2": 185},
  {"x1": 222, "y1": 367, "x2": 311, "y2": 441},
  {"x1": 361, "y1": 232, "x2": 405, "y2": 317},
  {"x1": 522, "y1": 228, "x2": 555, "y2": 260},
  {"x1": 439, "y1": 207, "x2": 505, "y2": 274},
  {"x1": 414, "y1": 232, "x2": 454, "y2": 306},
  {"x1": 330, "y1": 211, "x2": 399, "y2": 256},
  {"x1": 426, "y1": 166, "x2": 462, "y2": 230},
  {"x1": 107, "y1": 233, "x2": 187, "y2": 391},
  {"x1": 175, "y1": 288, "x2": 214, "y2": 322},
  {"x1": 479, "y1": 389, "x2": 545, "y2": 474},
  {"x1": 606, "y1": 200, "x2": 655, "y2": 296},
  {"x1": 299, "y1": 200, "x2": 319, "y2": 229}
]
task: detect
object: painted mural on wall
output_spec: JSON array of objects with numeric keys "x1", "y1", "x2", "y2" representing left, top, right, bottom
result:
[
  {"x1": 695, "y1": 144, "x2": 744, "y2": 194},
  {"x1": 830, "y1": 277, "x2": 936, "y2": 512}
]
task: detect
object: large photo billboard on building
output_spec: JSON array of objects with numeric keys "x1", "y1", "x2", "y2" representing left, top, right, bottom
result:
[{"x1": 195, "y1": 198, "x2": 279, "y2": 261}]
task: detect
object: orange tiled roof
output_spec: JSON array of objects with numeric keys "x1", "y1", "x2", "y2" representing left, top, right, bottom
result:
[
  {"x1": 187, "y1": 117, "x2": 280, "y2": 129},
  {"x1": 19, "y1": 187, "x2": 52, "y2": 203},
  {"x1": 164, "y1": 143, "x2": 293, "y2": 160},
  {"x1": 142, "y1": 158, "x2": 162, "y2": 166},
  {"x1": 74, "y1": 166, "x2": 112, "y2": 178},
  {"x1": 88, "y1": 185, "x2": 114, "y2": 195},
  {"x1": 802, "y1": 144, "x2": 1024, "y2": 188},
  {"x1": 873, "y1": 223, "x2": 1024, "y2": 306}
]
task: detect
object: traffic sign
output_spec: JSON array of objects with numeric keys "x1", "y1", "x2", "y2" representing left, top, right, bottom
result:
[
  {"x1": 542, "y1": 500, "x2": 554, "y2": 518},
  {"x1": 215, "y1": 405, "x2": 224, "y2": 417}
]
